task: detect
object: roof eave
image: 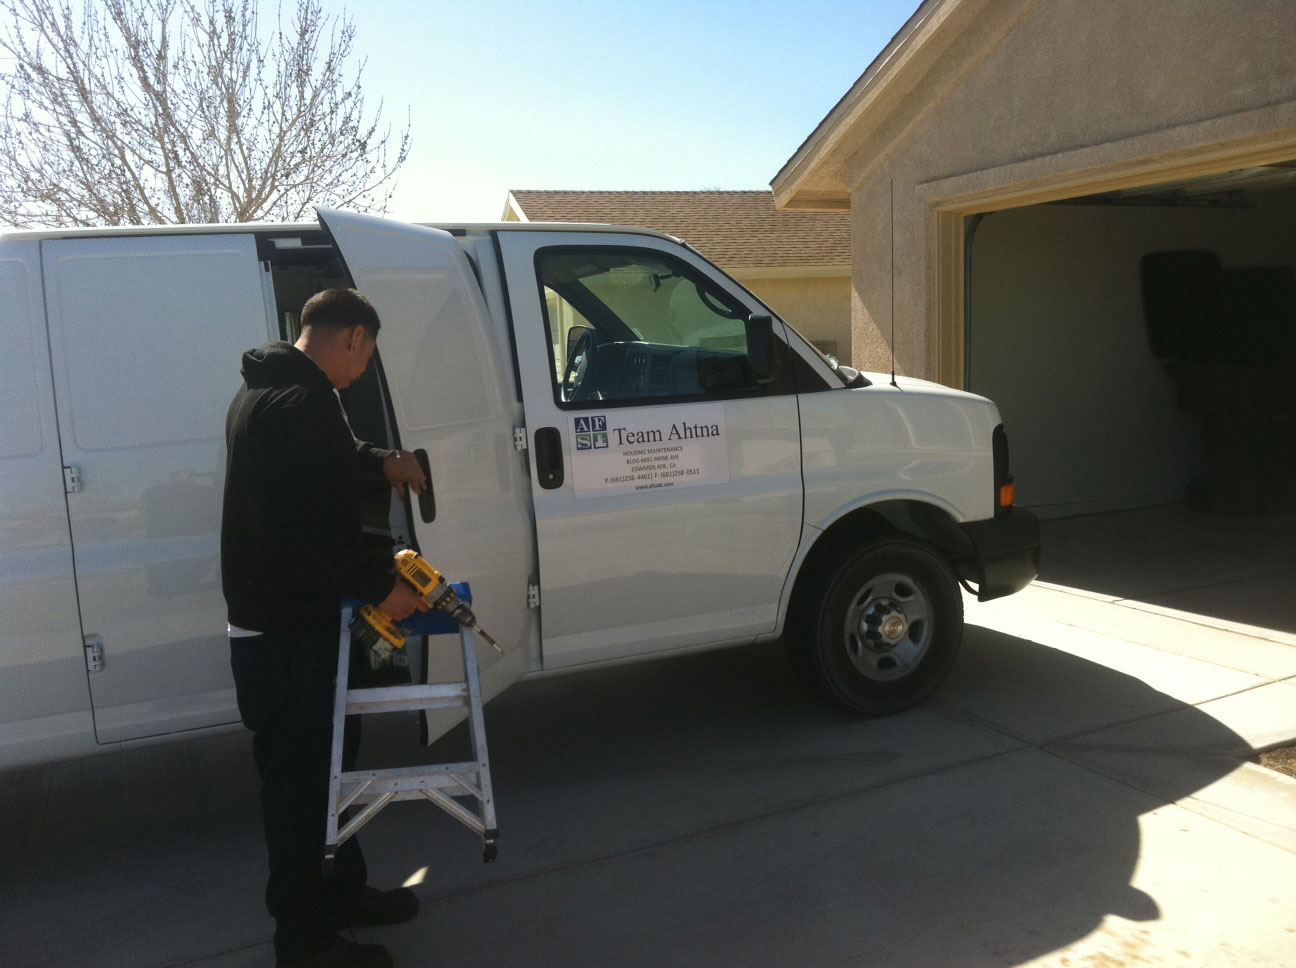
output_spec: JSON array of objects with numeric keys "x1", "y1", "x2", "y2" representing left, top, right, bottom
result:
[
  {"x1": 770, "y1": 0, "x2": 960, "y2": 210},
  {"x1": 501, "y1": 191, "x2": 528, "y2": 221}
]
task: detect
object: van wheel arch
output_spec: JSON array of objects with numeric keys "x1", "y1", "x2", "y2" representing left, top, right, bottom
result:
[{"x1": 785, "y1": 502, "x2": 965, "y2": 715}]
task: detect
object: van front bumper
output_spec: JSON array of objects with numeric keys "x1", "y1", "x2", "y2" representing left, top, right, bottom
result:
[{"x1": 957, "y1": 508, "x2": 1041, "y2": 602}]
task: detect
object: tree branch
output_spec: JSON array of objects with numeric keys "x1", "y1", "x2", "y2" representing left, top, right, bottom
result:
[{"x1": 0, "y1": 0, "x2": 410, "y2": 225}]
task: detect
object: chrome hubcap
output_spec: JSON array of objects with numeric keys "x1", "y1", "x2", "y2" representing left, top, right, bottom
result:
[{"x1": 844, "y1": 572, "x2": 933, "y2": 682}]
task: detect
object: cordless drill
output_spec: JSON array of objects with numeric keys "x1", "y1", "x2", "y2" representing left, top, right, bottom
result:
[{"x1": 350, "y1": 550, "x2": 504, "y2": 659}]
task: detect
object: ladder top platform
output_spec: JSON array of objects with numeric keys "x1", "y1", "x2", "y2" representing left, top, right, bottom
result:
[{"x1": 342, "y1": 582, "x2": 471, "y2": 637}]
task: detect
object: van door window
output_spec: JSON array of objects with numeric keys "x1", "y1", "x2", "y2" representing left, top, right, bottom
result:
[{"x1": 537, "y1": 248, "x2": 777, "y2": 407}]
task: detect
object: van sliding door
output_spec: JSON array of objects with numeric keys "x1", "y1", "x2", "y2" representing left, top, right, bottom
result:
[{"x1": 42, "y1": 233, "x2": 273, "y2": 744}]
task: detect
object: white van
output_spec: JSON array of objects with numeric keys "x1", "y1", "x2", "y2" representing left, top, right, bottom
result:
[{"x1": 0, "y1": 209, "x2": 1039, "y2": 769}]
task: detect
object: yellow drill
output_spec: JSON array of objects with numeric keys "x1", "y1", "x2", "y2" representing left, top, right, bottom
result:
[
  {"x1": 351, "y1": 551, "x2": 504, "y2": 657},
  {"x1": 393, "y1": 550, "x2": 504, "y2": 653}
]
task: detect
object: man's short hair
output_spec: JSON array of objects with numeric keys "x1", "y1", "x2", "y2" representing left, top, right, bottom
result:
[{"x1": 300, "y1": 288, "x2": 381, "y2": 337}]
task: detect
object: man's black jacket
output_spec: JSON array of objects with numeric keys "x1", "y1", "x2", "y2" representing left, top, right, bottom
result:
[{"x1": 221, "y1": 341, "x2": 395, "y2": 635}]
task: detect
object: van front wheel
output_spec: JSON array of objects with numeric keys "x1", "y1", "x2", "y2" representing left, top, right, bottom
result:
[{"x1": 794, "y1": 540, "x2": 963, "y2": 716}]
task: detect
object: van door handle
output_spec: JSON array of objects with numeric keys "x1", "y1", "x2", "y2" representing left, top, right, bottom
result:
[
  {"x1": 412, "y1": 448, "x2": 436, "y2": 522},
  {"x1": 534, "y1": 427, "x2": 564, "y2": 489}
]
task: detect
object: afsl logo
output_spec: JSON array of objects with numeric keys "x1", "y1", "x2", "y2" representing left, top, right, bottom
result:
[{"x1": 574, "y1": 414, "x2": 609, "y2": 451}]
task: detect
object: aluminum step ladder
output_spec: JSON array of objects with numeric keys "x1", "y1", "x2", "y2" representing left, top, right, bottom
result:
[{"x1": 325, "y1": 584, "x2": 498, "y2": 871}]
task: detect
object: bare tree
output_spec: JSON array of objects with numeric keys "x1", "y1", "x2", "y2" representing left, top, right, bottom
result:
[{"x1": 0, "y1": 0, "x2": 410, "y2": 227}]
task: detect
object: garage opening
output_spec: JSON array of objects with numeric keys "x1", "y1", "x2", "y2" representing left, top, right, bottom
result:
[{"x1": 966, "y1": 162, "x2": 1296, "y2": 631}]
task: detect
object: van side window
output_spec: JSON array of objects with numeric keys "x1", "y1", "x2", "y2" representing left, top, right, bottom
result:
[
  {"x1": 537, "y1": 248, "x2": 775, "y2": 407},
  {"x1": 45, "y1": 236, "x2": 270, "y2": 450}
]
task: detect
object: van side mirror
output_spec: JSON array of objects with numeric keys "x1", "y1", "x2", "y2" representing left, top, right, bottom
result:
[{"x1": 745, "y1": 314, "x2": 780, "y2": 385}]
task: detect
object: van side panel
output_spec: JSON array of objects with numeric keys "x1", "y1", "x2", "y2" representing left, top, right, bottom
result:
[
  {"x1": 0, "y1": 242, "x2": 94, "y2": 766},
  {"x1": 41, "y1": 234, "x2": 274, "y2": 744}
]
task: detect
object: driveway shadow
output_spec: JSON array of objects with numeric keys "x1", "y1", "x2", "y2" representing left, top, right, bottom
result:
[
  {"x1": 1037, "y1": 506, "x2": 1296, "y2": 635},
  {"x1": 358, "y1": 626, "x2": 1255, "y2": 968},
  {"x1": 0, "y1": 626, "x2": 1259, "y2": 968},
  {"x1": 0, "y1": 723, "x2": 267, "y2": 968}
]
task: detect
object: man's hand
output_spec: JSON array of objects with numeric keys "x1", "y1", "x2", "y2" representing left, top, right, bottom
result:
[
  {"x1": 383, "y1": 450, "x2": 427, "y2": 496},
  {"x1": 378, "y1": 579, "x2": 430, "y2": 621}
]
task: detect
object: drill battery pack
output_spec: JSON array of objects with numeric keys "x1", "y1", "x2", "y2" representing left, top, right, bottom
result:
[{"x1": 349, "y1": 604, "x2": 406, "y2": 660}]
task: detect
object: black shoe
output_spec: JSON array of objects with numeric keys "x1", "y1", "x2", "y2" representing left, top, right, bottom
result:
[
  {"x1": 277, "y1": 935, "x2": 393, "y2": 968},
  {"x1": 334, "y1": 885, "x2": 420, "y2": 928}
]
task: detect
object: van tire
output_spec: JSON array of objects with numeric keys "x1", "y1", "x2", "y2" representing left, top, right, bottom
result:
[{"x1": 791, "y1": 540, "x2": 963, "y2": 716}]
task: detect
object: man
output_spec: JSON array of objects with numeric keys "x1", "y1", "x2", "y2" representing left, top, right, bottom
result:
[{"x1": 222, "y1": 288, "x2": 429, "y2": 968}]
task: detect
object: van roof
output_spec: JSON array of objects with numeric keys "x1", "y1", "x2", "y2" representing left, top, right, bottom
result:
[{"x1": 0, "y1": 219, "x2": 683, "y2": 244}]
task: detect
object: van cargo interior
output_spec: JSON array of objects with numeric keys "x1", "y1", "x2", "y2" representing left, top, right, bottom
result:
[{"x1": 256, "y1": 230, "x2": 402, "y2": 563}]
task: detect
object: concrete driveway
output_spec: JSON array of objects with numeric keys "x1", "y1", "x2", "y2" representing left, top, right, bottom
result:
[{"x1": 2, "y1": 507, "x2": 1294, "y2": 967}]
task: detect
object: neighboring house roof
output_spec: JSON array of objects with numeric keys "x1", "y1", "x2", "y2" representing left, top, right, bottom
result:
[{"x1": 504, "y1": 189, "x2": 849, "y2": 270}]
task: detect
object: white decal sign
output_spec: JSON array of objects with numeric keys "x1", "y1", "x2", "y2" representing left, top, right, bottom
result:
[{"x1": 569, "y1": 403, "x2": 729, "y2": 499}]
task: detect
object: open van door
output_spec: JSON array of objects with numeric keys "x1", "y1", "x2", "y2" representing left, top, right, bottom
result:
[{"x1": 316, "y1": 210, "x2": 535, "y2": 737}]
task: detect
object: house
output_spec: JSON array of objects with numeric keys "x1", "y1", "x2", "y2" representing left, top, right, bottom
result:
[
  {"x1": 772, "y1": 0, "x2": 1296, "y2": 518},
  {"x1": 503, "y1": 190, "x2": 852, "y2": 361}
]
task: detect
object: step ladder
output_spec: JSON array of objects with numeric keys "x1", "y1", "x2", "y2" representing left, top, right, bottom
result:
[{"x1": 325, "y1": 584, "x2": 498, "y2": 871}]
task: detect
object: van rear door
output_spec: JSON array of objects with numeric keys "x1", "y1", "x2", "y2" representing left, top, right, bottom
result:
[
  {"x1": 316, "y1": 210, "x2": 535, "y2": 723},
  {"x1": 0, "y1": 241, "x2": 89, "y2": 764}
]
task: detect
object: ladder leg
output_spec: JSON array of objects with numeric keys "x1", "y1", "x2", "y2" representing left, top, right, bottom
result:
[
  {"x1": 325, "y1": 587, "x2": 501, "y2": 866},
  {"x1": 460, "y1": 626, "x2": 499, "y2": 862},
  {"x1": 323, "y1": 606, "x2": 352, "y2": 876}
]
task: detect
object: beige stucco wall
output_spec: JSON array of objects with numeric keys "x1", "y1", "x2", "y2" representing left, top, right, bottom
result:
[
  {"x1": 841, "y1": 0, "x2": 1296, "y2": 380},
  {"x1": 738, "y1": 274, "x2": 852, "y2": 360}
]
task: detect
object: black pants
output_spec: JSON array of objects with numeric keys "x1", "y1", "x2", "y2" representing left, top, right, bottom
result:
[{"x1": 231, "y1": 628, "x2": 368, "y2": 961}]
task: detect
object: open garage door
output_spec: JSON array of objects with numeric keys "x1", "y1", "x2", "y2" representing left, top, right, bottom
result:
[
  {"x1": 966, "y1": 163, "x2": 1296, "y2": 520},
  {"x1": 962, "y1": 164, "x2": 1296, "y2": 632}
]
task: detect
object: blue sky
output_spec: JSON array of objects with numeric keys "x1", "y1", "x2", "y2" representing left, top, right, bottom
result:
[{"x1": 344, "y1": 1, "x2": 920, "y2": 221}]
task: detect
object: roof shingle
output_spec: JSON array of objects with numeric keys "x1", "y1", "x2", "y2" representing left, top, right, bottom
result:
[{"x1": 506, "y1": 190, "x2": 849, "y2": 269}]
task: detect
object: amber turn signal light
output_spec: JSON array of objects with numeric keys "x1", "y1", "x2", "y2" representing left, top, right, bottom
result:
[{"x1": 998, "y1": 481, "x2": 1016, "y2": 507}]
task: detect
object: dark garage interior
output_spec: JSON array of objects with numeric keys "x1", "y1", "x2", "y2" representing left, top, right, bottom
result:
[{"x1": 965, "y1": 163, "x2": 1296, "y2": 633}]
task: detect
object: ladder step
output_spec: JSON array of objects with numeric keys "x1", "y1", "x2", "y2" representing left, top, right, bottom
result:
[
  {"x1": 343, "y1": 786, "x2": 482, "y2": 806},
  {"x1": 344, "y1": 682, "x2": 469, "y2": 715},
  {"x1": 328, "y1": 597, "x2": 498, "y2": 864},
  {"x1": 340, "y1": 761, "x2": 483, "y2": 792}
]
